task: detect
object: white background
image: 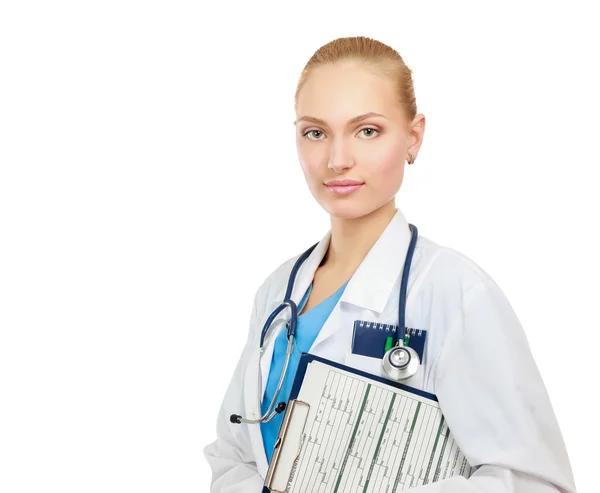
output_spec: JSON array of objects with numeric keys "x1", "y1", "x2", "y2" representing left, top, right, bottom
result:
[{"x1": 1, "y1": 1, "x2": 597, "y2": 492}]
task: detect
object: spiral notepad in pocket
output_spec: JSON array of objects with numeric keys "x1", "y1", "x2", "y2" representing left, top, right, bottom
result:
[{"x1": 351, "y1": 319, "x2": 427, "y2": 362}]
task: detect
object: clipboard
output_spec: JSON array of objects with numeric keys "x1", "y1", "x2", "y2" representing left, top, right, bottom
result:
[{"x1": 262, "y1": 353, "x2": 472, "y2": 493}]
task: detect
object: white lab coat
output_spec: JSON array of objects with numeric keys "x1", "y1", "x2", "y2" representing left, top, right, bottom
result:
[{"x1": 203, "y1": 209, "x2": 576, "y2": 493}]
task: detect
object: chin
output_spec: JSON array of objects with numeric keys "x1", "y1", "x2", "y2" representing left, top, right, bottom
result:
[{"x1": 321, "y1": 200, "x2": 381, "y2": 220}]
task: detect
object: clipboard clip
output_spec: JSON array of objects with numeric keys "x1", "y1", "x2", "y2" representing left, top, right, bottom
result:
[{"x1": 264, "y1": 399, "x2": 311, "y2": 493}]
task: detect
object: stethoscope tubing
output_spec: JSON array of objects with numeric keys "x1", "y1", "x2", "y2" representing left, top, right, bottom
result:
[{"x1": 232, "y1": 224, "x2": 418, "y2": 425}]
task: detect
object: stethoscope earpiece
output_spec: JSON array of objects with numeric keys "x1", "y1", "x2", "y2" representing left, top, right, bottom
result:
[{"x1": 229, "y1": 401, "x2": 287, "y2": 425}]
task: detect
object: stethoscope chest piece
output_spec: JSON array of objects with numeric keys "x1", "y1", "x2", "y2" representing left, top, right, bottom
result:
[{"x1": 382, "y1": 342, "x2": 420, "y2": 381}]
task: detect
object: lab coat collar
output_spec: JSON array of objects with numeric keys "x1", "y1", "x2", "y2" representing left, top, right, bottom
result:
[
  {"x1": 308, "y1": 208, "x2": 412, "y2": 351},
  {"x1": 340, "y1": 208, "x2": 412, "y2": 314},
  {"x1": 272, "y1": 207, "x2": 412, "y2": 318}
]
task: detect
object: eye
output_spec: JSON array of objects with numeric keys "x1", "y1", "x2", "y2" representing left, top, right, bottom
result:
[
  {"x1": 303, "y1": 129, "x2": 325, "y2": 141},
  {"x1": 357, "y1": 127, "x2": 379, "y2": 139}
]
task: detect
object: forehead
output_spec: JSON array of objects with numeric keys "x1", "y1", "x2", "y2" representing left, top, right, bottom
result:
[{"x1": 296, "y1": 61, "x2": 403, "y2": 122}]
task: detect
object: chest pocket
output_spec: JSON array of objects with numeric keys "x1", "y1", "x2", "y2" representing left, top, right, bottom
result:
[{"x1": 343, "y1": 321, "x2": 429, "y2": 392}]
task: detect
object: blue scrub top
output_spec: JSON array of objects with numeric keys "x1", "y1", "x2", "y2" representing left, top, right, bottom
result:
[{"x1": 260, "y1": 279, "x2": 350, "y2": 463}]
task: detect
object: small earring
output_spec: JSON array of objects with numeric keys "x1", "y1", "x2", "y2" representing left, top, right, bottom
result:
[{"x1": 407, "y1": 152, "x2": 415, "y2": 165}]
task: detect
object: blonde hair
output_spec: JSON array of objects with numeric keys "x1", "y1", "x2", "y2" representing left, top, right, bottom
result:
[{"x1": 294, "y1": 36, "x2": 417, "y2": 127}]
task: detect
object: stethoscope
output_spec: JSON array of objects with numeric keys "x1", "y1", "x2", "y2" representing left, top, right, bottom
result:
[{"x1": 230, "y1": 224, "x2": 419, "y2": 425}]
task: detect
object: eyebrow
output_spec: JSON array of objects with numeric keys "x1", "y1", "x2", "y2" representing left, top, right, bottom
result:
[{"x1": 294, "y1": 112, "x2": 387, "y2": 126}]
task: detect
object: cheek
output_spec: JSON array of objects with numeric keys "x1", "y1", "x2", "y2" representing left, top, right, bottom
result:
[
  {"x1": 297, "y1": 143, "x2": 322, "y2": 180},
  {"x1": 367, "y1": 142, "x2": 406, "y2": 188}
]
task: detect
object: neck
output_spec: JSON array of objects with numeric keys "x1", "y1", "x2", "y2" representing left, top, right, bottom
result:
[{"x1": 322, "y1": 200, "x2": 398, "y2": 275}]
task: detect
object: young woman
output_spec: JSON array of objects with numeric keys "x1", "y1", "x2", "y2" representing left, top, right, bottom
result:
[{"x1": 204, "y1": 36, "x2": 576, "y2": 493}]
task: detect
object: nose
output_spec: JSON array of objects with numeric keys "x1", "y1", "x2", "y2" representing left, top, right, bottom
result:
[{"x1": 328, "y1": 138, "x2": 355, "y2": 173}]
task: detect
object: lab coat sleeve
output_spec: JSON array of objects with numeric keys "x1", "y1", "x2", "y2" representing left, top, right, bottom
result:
[
  {"x1": 203, "y1": 286, "x2": 266, "y2": 493},
  {"x1": 405, "y1": 277, "x2": 576, "y2": 493}
]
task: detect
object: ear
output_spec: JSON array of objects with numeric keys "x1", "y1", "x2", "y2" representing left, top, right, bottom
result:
[{"x1": 407, "y1": 114, "x2": 426, "y2": 160}]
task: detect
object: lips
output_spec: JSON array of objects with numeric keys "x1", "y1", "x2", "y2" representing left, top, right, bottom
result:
[
  {"x1": 325, "y1": 179, "x2": 364, "y2": 187},
  {"x1": 324, "y1": 180, "x2": 365, "y2": 196}
]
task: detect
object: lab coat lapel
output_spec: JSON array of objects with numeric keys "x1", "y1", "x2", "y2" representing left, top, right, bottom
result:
[
  {"x1": 310, "y1": 209, "x2": 413, "y2": 352},
  {"x1": 244, "y1": 230, "x2": 331, "y2": 478},
  {"x1": 258, "y1": 230, "x2": 331, "y2": 393},
  {"x1": 243, "y1": 341, "x2": 270, "y2": 478}
]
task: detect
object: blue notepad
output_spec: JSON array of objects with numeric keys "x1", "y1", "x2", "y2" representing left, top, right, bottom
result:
[{"x1": 351, "y1": 319, "x2": 427, "y2": 362}]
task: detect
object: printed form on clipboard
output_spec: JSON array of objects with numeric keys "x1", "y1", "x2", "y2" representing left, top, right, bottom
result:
[{"x1": 263, "y1": 354, "x2": 473, "y2": 493}]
